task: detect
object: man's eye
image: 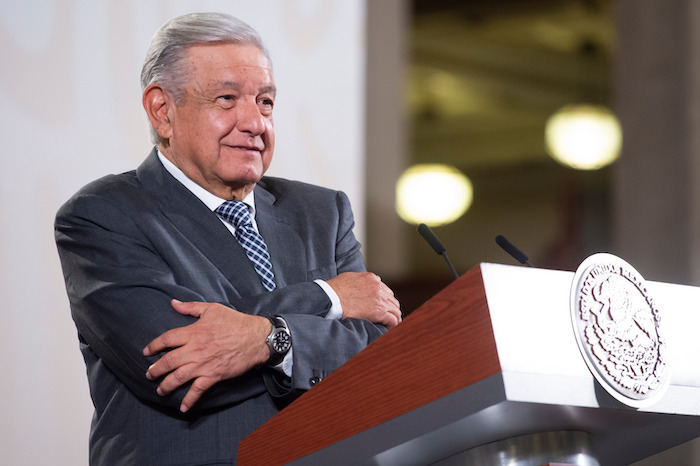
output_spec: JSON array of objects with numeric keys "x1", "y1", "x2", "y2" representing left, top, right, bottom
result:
[
  {"x1": 218, "y1": 95, "x2": 236, "y2": 105},
  {"x1": 260, "y1": 98, "x2": 274, "y2": 107}
]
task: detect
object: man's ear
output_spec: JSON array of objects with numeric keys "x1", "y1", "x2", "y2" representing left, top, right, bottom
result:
[{"x1": 142, "y1": 84, "x2": 173, "y2": 141}]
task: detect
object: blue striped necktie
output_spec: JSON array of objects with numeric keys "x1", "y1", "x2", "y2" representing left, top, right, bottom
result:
[{"x1": 215, "y1": 200, "x2": 276, "y2": 291}]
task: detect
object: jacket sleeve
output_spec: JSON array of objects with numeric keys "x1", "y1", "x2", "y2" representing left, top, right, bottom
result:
[
  {"x1": 267, "y1": 190, "x2": 388, "y2": 400},
  {"x1": 55, "y1": 190, "x2": 334, "y2": 414}
]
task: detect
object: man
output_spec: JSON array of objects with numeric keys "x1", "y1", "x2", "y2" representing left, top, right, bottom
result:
[{"x1": 55, "y1": 12, "x2": 400, "y2": 465}]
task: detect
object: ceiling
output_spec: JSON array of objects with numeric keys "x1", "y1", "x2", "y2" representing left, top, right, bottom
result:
[
  {"x1": 408, "y1": 0, "x2": 615, "y2": 170},
  {"x1": 400, "y1": 0, "x2": 617, "y2": 284}
]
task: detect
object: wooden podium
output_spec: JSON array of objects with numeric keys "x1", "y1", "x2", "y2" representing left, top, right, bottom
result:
[{"x1": 237, "y1": 263, "x2": 700, "y2": 465}]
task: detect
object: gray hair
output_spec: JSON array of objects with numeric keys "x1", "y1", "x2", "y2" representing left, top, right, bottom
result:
[{"x1": 141, "y1": 12, "x2": 271, "y2": 145}]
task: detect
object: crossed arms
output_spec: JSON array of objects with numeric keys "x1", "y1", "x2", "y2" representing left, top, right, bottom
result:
[{"x1": 55, "y1": 177, "x2": 400, "y2": 414}]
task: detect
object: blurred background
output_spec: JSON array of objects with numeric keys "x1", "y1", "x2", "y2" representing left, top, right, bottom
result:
[
  {"x1": 368, "y1": 0, "x2": 700, "y2": 314},
  {"x1": 3, "y1": 0, "x2": 700, "y2": 464}
]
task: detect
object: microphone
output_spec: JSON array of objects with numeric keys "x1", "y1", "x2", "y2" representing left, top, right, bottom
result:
[
  {"x1": 418, "y1": 224, "x2": 460, "y2": 280},
  {"x1": 495, "y1": 235, "x2": 534, "y2": 267}
]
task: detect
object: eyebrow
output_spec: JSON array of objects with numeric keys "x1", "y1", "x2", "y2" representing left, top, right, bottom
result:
[{"x1": 214, "y1": 81, "x2": 276, "y2": 95}]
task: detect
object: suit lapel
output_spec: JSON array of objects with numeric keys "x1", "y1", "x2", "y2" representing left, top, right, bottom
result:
[
  {"x1": 254, "y1": 182, "x2": 307, "y2": 289},
  {"x1": 136, "y1": 150, "x2": 265, "y2": 296}
]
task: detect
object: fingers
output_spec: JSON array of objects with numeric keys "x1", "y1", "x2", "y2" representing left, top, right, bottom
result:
[
  {"x1": 330, "y1": 271, "x2": 402, "y2": 327},
  {"x1": 155, "y1": 361, "x2": 196, "y2": 398},
  {"x1": 170, "y1": 299, "x2": 206, "y2": 317},
  {"x1": 143, "y1": 326, "x2": 185, "y2": 357},
  {"x1": 376, "y1": 280, "x2": 402, "y2": 328},
  {"x1": 142, "y1": 302, "x2": 270, "y2": 413},
  {"x1": 149, "y1": 359, "x2": 217, "y2": 413},
  {"x1": 180, "y1": 377, "x2": 216, "y2": 413},
  {"x1": 380, "y1": 294, "x2": 402, "y2": 329},
  {"x1": 142, "y1": 300, "x2": 202, "y2": 357},
  {"x1": 144, "y1": 336, "x2": 218, "y2": 412},
  {"x1": 145, "y1": 344, "x2": 188, "y2": 382},
  {"x1": 363, "y1": 278, "x2": 402, "y2": 328}
]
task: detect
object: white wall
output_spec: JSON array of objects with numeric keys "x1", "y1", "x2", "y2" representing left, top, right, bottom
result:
[{"x1": 0, "y1": 1, "x2": 366, "y2": 464}]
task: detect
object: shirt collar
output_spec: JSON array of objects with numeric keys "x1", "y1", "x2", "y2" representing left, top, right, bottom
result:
[{"x1": 157, "y1": 150, "x2": 257, "y2": 215}]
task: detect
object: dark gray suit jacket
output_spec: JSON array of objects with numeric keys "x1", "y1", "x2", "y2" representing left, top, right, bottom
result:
[{"x1": 55, "y1": 149, "x2": 386, "y2": 465}]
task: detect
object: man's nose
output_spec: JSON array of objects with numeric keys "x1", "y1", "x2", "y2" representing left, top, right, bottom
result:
[{"x1": 236, "y1": 100, "x2": 266, "y2": 135}]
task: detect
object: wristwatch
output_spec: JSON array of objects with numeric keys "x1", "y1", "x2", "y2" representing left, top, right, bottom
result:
[{"x1": 266, "y1": 316, "x2": 291, "y2": 366}]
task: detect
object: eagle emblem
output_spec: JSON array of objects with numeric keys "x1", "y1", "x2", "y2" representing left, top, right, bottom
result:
[{"x1": 571, "y1": 254, "x2": 669, "y2": 407}]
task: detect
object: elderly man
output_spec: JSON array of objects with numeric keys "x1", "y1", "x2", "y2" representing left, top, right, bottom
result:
[{"x1": 55, "y1": 12, "x2": 400, "y2": 465}]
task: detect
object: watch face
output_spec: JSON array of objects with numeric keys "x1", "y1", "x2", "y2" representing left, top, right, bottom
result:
[{"x1": 273, "y1": 330, "x2": 291, "y2": 353}]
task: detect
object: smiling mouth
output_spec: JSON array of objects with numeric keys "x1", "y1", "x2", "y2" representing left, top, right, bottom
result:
[{"x1": 229, "y1": 145, "x2": 263, "y2": 152}]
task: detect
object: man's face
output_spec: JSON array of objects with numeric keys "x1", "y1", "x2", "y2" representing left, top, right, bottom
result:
[{"x1": 163, "y1": 43, "x2": 276, "y2": 199}]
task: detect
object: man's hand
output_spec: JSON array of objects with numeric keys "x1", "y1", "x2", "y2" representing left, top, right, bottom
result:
[
  {"x1": 143, "y1": 300, "x2": 271, "y2": 413},
  {"x1": 326, "y1": 272, "x2": 401, "y2": 329}
]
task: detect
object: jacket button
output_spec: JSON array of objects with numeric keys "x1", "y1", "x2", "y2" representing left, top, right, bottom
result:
[{"x1": 309, "y1": 376, "x2": 322, "y2": 386}]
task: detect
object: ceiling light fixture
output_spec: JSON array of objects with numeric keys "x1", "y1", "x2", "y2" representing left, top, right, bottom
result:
[
  {"x1": 396, "y1": 164, "x2": 473, "y2": 227},
  {"x1": 545, "y1": 104, "x2": 622, "y2": 170}
]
